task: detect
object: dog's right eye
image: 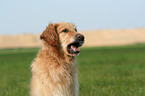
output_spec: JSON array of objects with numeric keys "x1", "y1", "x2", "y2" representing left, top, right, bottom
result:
[{"x1": 62, "y1": 29, "x2": 68, "y2": 33}]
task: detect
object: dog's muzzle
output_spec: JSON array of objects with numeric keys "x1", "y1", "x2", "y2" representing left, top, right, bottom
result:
[{"x1": 67, "y1": 34, "x2": 85, "y2": 56}]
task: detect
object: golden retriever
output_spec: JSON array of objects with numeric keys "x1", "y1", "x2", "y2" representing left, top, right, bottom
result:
[{"x1": 31, "y1": 22, "x2": 85, "y2": 96}]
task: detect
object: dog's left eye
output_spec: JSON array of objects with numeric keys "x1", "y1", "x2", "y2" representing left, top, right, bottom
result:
[
  {"x1": 62, "y1": 29, "x2": 68, "y2": 33},
  {"x1": 75, "y1": 28, "x2": 77, "y2": 32}
]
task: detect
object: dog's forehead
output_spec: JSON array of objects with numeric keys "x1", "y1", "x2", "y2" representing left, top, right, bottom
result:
[{"x1": 57, "y1": 22, "x2": 76, "y2": 30}]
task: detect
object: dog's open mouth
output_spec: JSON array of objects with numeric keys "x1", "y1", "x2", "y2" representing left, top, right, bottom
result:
[{"x1": 67, "y1": 41, "x2": 84, "y2": 56}]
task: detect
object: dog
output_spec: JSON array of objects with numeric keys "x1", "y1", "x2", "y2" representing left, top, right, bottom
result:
[{"x1": 31, "y1": 22, "x2": 85, "y2": 96}]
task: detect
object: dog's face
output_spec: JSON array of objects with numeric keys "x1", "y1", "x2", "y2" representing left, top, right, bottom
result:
[{"x1": 40, "y1": 22, "x2": 85, "y2": 56}]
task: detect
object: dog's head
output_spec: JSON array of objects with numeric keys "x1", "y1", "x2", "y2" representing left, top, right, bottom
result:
[{"x1": 40, "y1": 22, "x2": 85, "y2": 56}]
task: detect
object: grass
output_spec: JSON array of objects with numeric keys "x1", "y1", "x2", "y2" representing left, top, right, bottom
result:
[{"x1": 0, "y1": 44, "x2": 145, "y2": 96}]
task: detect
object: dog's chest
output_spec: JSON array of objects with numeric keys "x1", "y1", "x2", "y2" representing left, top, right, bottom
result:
[{"x1": 50, "y1": 73, "x2": 79, "y2": 96}]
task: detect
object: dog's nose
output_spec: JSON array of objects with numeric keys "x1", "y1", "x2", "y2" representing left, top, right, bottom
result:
[{"x1": 76, "y1": 34, "x2": 84, "y2": 41}]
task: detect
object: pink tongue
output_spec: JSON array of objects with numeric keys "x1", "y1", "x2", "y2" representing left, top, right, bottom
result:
[{"x1": 71, "y1": 45, "x2": 80, "y2": 51}]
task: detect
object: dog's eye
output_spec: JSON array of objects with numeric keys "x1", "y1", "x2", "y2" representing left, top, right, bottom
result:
[
  {"x1": 75, "y1": 28, "x2": 77, "y2": 32},
  {"x1": 62, "y1": 29, "x2": 68, "y2": 33}
]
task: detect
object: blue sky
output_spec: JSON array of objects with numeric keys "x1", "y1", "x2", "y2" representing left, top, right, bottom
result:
[{"x1": 0, "y1": 0, "x2": 145, "y2": 35}]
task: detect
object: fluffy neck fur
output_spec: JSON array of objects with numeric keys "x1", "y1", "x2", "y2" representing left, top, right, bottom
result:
[
  {"x1": 42, "y1": 41, "x2": 75, "y2": 63},
  {"x1": 33, "y1": 41, "x2": 76, "y2": 86}
]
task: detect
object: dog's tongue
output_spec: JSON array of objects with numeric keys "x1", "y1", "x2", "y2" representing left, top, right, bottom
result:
[{"x1": 71, "y1": 45, "x2": 80, "y2": 51}]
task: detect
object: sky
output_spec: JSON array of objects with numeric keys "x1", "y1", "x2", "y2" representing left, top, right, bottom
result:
[{"x1": 0, "y1": 0, "x2": 145, "y2": 35}]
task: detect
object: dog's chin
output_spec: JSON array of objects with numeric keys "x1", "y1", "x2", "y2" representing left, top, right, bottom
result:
[{"x1": 67, "y1": 41, "x2": 84, "y2": 56}]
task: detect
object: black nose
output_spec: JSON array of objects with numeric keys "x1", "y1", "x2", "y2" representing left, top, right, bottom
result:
[{"x1": 76, "y1": 34, "x2": 84, "y2": 41}]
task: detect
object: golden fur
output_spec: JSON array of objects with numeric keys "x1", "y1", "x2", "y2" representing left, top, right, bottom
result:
[{"x1": 31, "y1": 22, "x2": 84, "y2": 96}]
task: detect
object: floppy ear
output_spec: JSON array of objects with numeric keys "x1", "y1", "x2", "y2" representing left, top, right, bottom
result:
[{"x1": 40, "y1": 23, "x2": 58, "y2": 46}]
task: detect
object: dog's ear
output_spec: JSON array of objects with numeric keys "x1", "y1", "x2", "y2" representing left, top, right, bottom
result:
[{"x1": 40, "y1": 23, "x2": 58, "y2": 46}]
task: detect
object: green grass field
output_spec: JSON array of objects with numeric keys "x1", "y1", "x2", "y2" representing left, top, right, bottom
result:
[{"x1": 0, "y1": 44, "x2": 145, "y2": 96}]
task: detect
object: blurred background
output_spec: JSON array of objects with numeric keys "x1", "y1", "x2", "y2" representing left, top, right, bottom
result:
[
  {"x1": 0, "y1": 0, "x2": 145, "y2": 48},
  {"x1": 0, "y1": 0, "x2": 145, "y2": 96}
]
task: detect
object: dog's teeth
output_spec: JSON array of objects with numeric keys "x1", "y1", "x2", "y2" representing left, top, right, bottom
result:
[
  {"x1": 71, "y1": 45, "x2": 80, "y2": 52},
  {"x1": 73, "y1": 47, "x2": 76, "y2": 51},
  {"x1": 74, "y1": 47, "x2": 76, "y2": 51}
]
